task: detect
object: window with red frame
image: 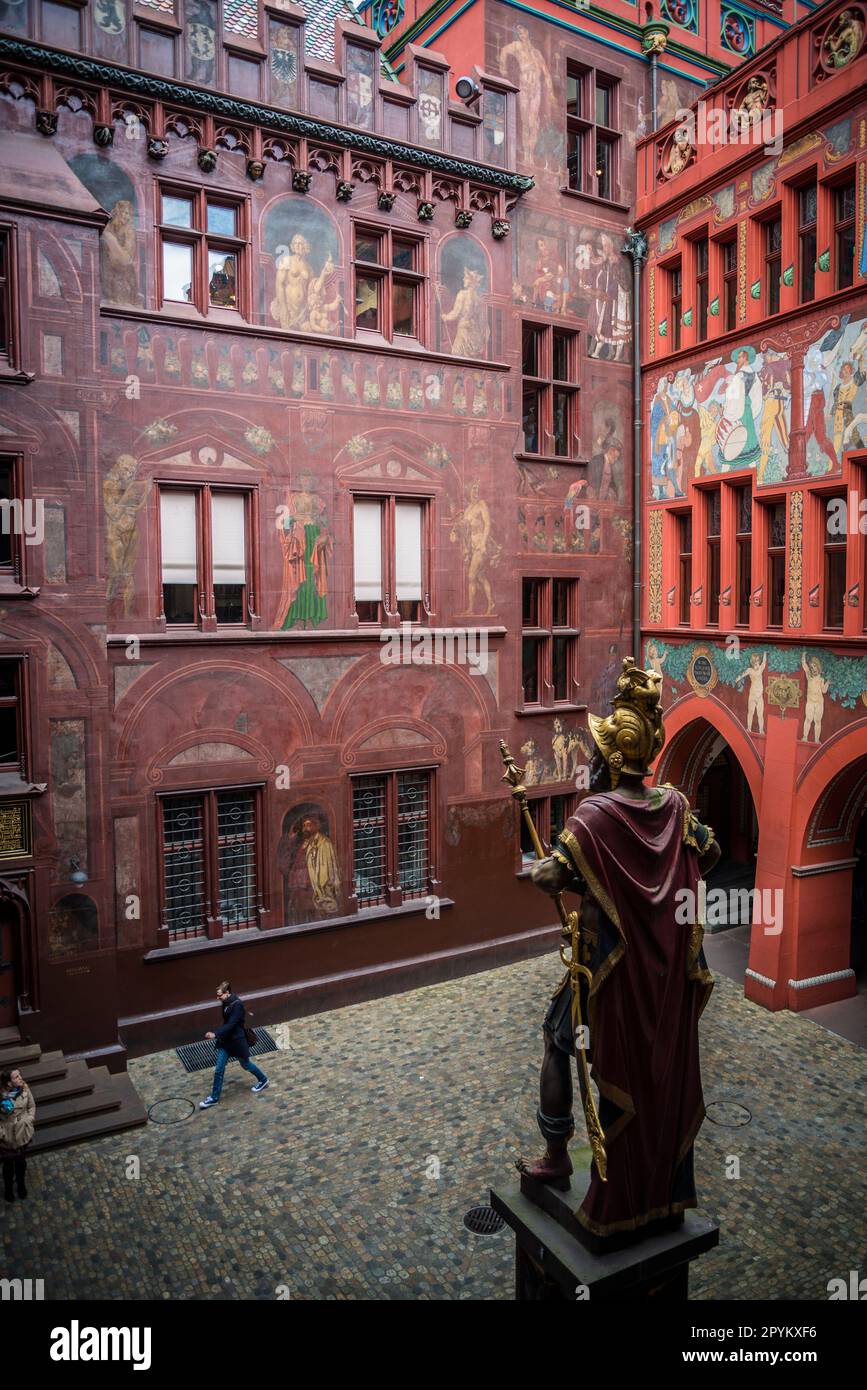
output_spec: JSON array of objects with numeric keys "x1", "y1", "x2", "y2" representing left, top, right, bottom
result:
[
  {"x1": 351, "y1": 770, "x2": 432, "y2": 908},
  {"x1": 0, "y1": 658, "x2": 25, "y2": 776},
  {"x1": 566, "y1": 65, "x2": 620, "y2": 201},
  {"x1": 0, "y1": 230, "x2": 16, "y2": 371},
  {"x1": 520, "y1": 792, "x2": 576, "y2": 868},
  {"x1": 765, "y1": 500, "x2": 786, "y2": 627},
  {"x1": 798, "y1": 182, "x2": 817, "y2": 304},
  {"x1": 159, "y1": 485, "x2": 251, "y2": 626},
  {"x1": 694, "y1": 235, "x2": 709, "y2": 343},
  {"x1": 678, "y1": 512, "x2": 692, "y2": 624},
  {"x1": 521, "y1": 577, "x2": 579, "y2": 707},
  {"x1": 0, "y1": 455, "x2": 26, "y2": 585},
  {"x1": 823, "y1": 493, "x2": 847, "y2": 630},
  {"x1": 353, "y1": 226, "x2": 425, "y2": 343},
  {"x1": 735, "y1": 483, "x2": 752, "y2": 627},
  {"x1": 521, "y1": 323, "x2": 579, "y2": 458},
  {"x1": 764, "y1": 215, "x2": 782, "y2": 316},
  {"x1": 160, "y1": 788, "x2": 260, "y2": 941},
  {"x1": 834, "y1": 179, "x2": 856, "y2": 291},
  {"x1": 721, "y1": 237, "x2": 738, "y2": 332},
  {"x1": 158, "y1": 187, "x2": 247, "y2": 314},
  {"x1": 352, "y1": 495, "x2": 428, "y2": 624},
  {"x1": 706, "y1": 488, "x2": 721, "y2": 626},
  {"x1": 669, "y1": 260, "x2": 683, "y2": 351}
]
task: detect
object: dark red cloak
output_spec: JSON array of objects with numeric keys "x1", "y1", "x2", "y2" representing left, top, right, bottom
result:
[{"x1": 557, "y1": 785, "x2": 714, "y2": 1238}]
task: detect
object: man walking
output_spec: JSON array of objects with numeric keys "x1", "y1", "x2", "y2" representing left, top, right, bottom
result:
[{"x1": 199, "y1": 982, "x2": 269, "y2": 1109}]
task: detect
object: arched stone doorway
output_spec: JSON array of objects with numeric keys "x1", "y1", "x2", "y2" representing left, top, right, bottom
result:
[
  {"x1": 656, "y1": 713, "x2": 758, "y2": 929},
  {"x1": 791, "y1": 733, "x2": 867, "y2": 1006}
]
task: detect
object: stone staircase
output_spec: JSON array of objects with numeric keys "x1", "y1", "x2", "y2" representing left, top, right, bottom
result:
[{"x1": 0, "y1": 1026, "x2": 147, "y2": 1152}]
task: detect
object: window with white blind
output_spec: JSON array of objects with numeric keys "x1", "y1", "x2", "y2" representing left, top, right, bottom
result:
[
  {"x1": 351, "y1": 769, "x2": 433, "y2": 910},
  {"x1": 159, "y1": 485, "x2": 250, "y2": 626},
  {"x1": 352, "y1": 495, "x2": 428, "y2": 623}
]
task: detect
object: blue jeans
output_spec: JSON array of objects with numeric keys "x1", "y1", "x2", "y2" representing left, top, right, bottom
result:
[{"x1": 210, "y1": 1047, "x2": 267, "y2": 1101}]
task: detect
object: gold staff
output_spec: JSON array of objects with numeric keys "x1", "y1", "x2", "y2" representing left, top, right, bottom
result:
[{"x1": 500, "y1": 739, "x2": 607, "y2": 1182}]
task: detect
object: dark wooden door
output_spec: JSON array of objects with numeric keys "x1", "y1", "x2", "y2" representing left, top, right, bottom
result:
[{"x1": 0, "y1": 905, "x2": 19, "y2": 1028}]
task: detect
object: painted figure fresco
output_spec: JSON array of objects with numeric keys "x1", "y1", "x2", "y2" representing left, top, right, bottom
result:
[
  {"x1": 579, "y1": 231, "x2": 631, "y2": 361},
  {"x1": 48, "y1": 894, "x2": 99, "y2": 960},
  {"x1": 437, "y1": 239, "x2": 490, "y2": 358},
  {"x1": 645, "y1": 640, "x2": 867, "y2": 744},
  {"x1": 646, "y1": 640, "x2": 668, "y2": 703},
  {"x1": 277, "y1": 805, "x2": 341, "y2": 925},
  {"x1": 104, "y1": 453, "x2": 147, "y2": 615},
  {"x1": 68, "y1": 154, "x2": 140, "y2": 306},
  {"x1": 449, "y1": 481, "x2": 500, "y2": 615},
  {"x1": 654, "y1": 313, "x2": 867, "y2": 496},
  {"x1": 802, "y1": 652, "x2": 829, "y2": 743},
  {"x1": 346, "y1": 45, "x2": 375, "y2": 128},
  {"x1": 497, "y1": 24, "x2": 560, "y2": 171},
  {"x1": 649, "y1": 346, "x2": 791, "y2": 497},
  {"x1": 186, "y1": 0, "x2": 217, "y2": 84},
  {"x1": 274, "y1": 475, "x2": 332, "y2": 630},
  {"x1": 263, "y1": 199, "x2": 342, "y2": 333},
  {"x1": 808, "y1": 314, "x2": 867, "y2": 469},
  {"x1": 736, "y1": 650, "x2": 767, "y2": 734}
]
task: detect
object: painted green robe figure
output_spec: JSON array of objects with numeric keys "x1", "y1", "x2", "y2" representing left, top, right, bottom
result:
[{"x1": 274, "y1": 482, "x2": 332, "y2": 630}]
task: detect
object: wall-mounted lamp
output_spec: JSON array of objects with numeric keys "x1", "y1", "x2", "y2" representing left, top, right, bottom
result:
[
  {"x1": 69, "y1": 858, "x2": 88, "y2": 886},
  {"x1": 455, "y1": 75, "x2": 481, "y2": 106}
]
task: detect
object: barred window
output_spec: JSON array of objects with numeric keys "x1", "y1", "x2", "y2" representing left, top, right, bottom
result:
[
  {"x1": 160, "y1": 788, "x2": 259, "y2": 941},
  {"x1": 352, "y1": 770, "x2": 433, "y2": 910}
]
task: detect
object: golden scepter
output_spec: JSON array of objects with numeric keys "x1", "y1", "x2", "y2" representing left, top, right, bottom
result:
[{"x1": 500, "y1": 739, "x2": 607, "y2": 1182}]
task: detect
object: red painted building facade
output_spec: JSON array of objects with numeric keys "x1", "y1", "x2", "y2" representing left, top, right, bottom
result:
[
  {"x1": 0, "y1": 0, "x2": 831, "y2": 1066},
  {"x1": 636, "y1": 0, "x2": 867, "y2": 1013}
]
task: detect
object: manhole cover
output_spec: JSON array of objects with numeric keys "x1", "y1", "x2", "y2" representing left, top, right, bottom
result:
[
  {"x1": 175, "y1": 1030, "x2": 278, "y2": 1073},
  {"x1": 463, "y1": 1205, "x2": 505, "y2": 1235},
  {"x1": 147, "y1": 1097, "x2": 196, "y2": 1125},
  {"x1": 706, "y1": 1101, "x2": 752, "y2": 1127}
]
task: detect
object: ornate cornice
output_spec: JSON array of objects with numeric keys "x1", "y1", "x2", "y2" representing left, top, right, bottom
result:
[{"x1": 0, "y1": 36, "x2": 534, "y2": 195}]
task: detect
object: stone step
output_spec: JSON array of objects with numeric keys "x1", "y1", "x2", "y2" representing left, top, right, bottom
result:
[
  {"x1": 17, "y1": 1051, "x2": 70, "y2": 1086},
  {"x1": 0, "y1": 1041, "x2": 43, "y2": 1068},
  {"x1": 33, "y1": 1069, "x2": 121, "y2": 1129},
  {"x1": 22, "y1": 1058, "x2": 94, "y2": 1103},
  {"x1": 28, "y1": 1074, "x2": 147, "y2": 1153},
  {"x1": 0, "y1": 1026, "x2": 21, "y2": 1048}
]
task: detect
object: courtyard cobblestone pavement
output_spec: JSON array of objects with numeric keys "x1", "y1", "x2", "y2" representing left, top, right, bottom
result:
[{"x1": 2, "y1": 957, "x2": 866, "y2": 1300}]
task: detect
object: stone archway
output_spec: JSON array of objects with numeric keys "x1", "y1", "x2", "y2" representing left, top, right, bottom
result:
[{"x1": 655, "y1": 709, "x2": 759, "y2": 926}]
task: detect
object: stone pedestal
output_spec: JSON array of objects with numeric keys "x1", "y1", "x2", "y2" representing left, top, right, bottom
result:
[{"x1": 490, "y1": 1171, "x2": 719, "y2": 1301}]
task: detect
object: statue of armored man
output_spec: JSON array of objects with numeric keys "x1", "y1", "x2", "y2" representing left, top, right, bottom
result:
[{"x1": 514, "y1": 657, "x2": 720, "y2": 1251}]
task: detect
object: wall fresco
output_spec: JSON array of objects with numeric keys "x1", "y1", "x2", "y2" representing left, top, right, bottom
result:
[
  {"x1": 648, "y1": 309, "x2": 867, "y2": 497},
  {"x1": 263, "y1": 198, "x2": 343, "y2": 333},
  {"x1": 276, "y1": 802, "x2": 341, "y2": 925},
  {"x1": 67, "y1": 153, "x2": 140, "y2": 307},
  {"x1": 646, "y1": 638, "x2": 867, "y2": 744}
]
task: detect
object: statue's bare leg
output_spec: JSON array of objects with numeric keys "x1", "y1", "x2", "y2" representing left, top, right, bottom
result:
[{"x1": 516, "y1": 1034, "x2": 574, "y2": 1188}]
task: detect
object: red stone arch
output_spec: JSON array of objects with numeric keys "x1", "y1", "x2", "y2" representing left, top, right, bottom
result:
[{"x1": 652, "y1": 693, "x2": 764, "y2": 815}]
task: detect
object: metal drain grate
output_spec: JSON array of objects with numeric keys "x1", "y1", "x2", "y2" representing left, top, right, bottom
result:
[
  {"x1": 176, "y1": 1030, "x2": 278, "y2": 1074},
  {"x1": 463, "y1": 1205, "x2": 505, "y2": 1236}
]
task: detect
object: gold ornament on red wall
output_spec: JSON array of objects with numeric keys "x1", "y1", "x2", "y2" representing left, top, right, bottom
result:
[{"x1": 686, "y1": 646, "x2": 718, "y2": 697}]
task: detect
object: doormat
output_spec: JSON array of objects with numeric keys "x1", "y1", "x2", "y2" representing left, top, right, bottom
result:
[{"x1": 175, "y1": 1030, "x2": 278, "y2": 1074}]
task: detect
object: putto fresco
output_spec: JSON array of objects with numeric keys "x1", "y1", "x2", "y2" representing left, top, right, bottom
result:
[{"x1": 644, "y1": 639, "x2": 867, "y2": 745}]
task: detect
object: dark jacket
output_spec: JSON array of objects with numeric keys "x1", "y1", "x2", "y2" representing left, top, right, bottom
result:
[{"x1": 214, "y1": 993, "x2": 249, "y2": 1059}]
